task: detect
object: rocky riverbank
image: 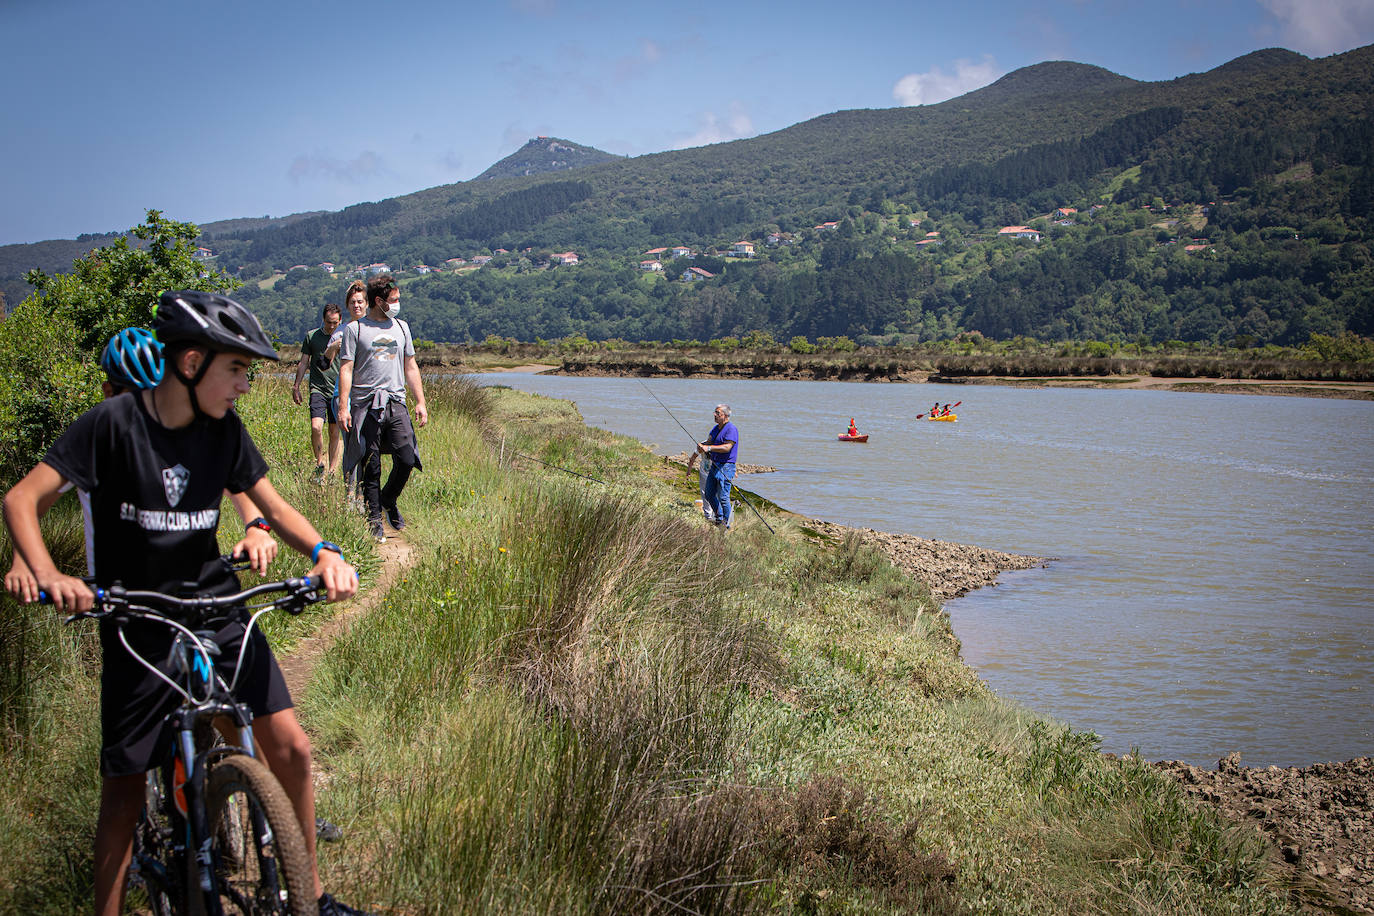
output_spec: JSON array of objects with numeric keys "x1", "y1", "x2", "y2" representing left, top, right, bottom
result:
[
  {"x1": 1156, "y1": 754, "x2": 1374, "y2": 914},
  {"x1": 800, "y1": 518, "x2": 1050, "y2": 601},
  {"x1": 659, "y1": 453, "x2": 1049, "y2": 601}
]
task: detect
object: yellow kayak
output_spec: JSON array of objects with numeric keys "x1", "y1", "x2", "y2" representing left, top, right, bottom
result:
[{"x1": 927, "y1": 413, "x2": 958, "y2": 422}]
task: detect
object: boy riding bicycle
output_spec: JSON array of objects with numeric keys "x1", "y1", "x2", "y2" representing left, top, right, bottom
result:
[
  {"x1": 3, "y1": 291, "x2": 370, "y2": 916},
  {"x1": 5, "y1": 326, "x2": 280, "y2": 599}
]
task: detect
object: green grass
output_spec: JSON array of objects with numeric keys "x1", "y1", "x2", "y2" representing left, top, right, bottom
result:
[{"x1": 1, "y1": 373, "x2": 1297, "y2": 914}]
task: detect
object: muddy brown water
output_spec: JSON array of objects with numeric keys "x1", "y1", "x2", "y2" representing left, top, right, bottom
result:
[{"x1": 480, "y1": 373, "x2": 1374, "y2": 767}]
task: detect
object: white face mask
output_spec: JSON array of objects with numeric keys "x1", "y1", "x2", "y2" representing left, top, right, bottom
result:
[{"x1": 384, "y1": 301, "x2": 400, "y2": 318}]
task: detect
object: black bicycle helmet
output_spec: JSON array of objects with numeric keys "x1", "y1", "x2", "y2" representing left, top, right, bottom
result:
[
  {"x1": 152, "y1": 290, "x2": 279, "y2": 361},
  {"x1": 100, "y1": 327, "x2": 164, "y2": 390}
]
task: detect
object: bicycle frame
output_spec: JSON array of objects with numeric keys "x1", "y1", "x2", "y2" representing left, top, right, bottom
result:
[{"x1": 60, "y1": 564, "x2": 324, "y2": 916}]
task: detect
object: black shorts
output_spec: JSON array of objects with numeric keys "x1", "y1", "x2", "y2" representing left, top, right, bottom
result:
[
  {"x1": 309, "y1": 390, "x2": 338, "y2": 424},
  {"x1": 99, "y1": 617, "x2": 293, "y2": 778}
]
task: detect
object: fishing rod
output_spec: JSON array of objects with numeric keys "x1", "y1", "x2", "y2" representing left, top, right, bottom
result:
[
  {"x1": 639, "y1": 380, "x2": 775, "y2": 535},
  {"x1": 512, "y1": 450, "x2": 606, "y2": 485}
]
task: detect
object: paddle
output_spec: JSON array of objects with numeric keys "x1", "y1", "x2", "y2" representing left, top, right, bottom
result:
[{"x1": 917, "y1": 400, "x2": 961, "y2": 420}]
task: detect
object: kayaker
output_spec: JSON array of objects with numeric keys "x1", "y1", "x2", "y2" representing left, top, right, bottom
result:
[{"x1": 847, "y1": 418, "x2": 859, "y2": 437}]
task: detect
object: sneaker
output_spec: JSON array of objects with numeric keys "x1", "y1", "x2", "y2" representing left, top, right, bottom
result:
[
  {"x1": 316, "y1": 817, "x2": 343, "y2": 843},
  {"x1": 385, "y1": 505, "x2": 406, "y2": 531},
  {"x1": 318, "y1": 892, "x2": 375, "y2": 916},
  {"x1": 368, "y1": 520, "x2": 387, "y2": 543}
]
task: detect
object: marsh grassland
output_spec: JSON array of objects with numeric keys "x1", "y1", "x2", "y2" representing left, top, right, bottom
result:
[{"x1": 1, "y1": 376, "x2": 1299, "y2": 914}]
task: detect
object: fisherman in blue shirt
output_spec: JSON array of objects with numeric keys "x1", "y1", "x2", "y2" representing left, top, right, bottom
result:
[{"x1": 687, "y1": 404, "x2": 739, "y2": 530}]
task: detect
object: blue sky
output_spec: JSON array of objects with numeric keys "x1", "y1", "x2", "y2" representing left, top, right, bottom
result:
[{"x1": 3, "y1": 0, "x2": 1372, "y2": 246}]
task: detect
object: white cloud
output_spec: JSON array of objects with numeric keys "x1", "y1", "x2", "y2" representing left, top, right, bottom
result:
[
  {"x1": 892, "y1": 57, "x2": 1002, "y2": 106},
  {"x1": 1258, "y1": 0, "x2": 1374, "y2": 56},
  {"x1": 287, "y1": 150, "x2": 388, "y2": 185},
  {"x1": 671, "y1": 103, "x2": 755, "y2": 149}
]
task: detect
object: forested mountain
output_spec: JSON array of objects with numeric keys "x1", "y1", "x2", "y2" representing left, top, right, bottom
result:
[
  {"x1": 475, "y1": 136, "x2": 620, "y2": 181},
  {"x1": 6, "y1": 45, "x2": 1374, "y2": 348}
]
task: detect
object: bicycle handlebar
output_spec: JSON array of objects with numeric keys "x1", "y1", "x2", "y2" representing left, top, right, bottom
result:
[{"x1": 40, "y1": 556, "x2": 327, "y2": 623}]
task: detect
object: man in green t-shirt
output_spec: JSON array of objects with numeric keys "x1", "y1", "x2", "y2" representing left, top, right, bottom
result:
[{"x1": 292, "y1": 303, "x2": 343, "y2": 476}]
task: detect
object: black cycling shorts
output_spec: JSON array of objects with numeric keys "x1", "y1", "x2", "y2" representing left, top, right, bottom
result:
[{"x1": 98, "y1": 617, "x2": 293, "y2": 778}]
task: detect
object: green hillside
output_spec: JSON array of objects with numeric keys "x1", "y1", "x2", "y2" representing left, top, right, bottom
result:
[{"x1": 5, "y1": 45, "x2": 1373, "y2": 348}]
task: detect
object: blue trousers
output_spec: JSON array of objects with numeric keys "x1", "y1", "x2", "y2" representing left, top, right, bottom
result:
[{"x1": 703, "y1": 461, "x2": 736, "y2": 527}]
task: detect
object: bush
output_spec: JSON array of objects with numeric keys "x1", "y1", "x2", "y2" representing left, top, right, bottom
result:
[
  {"x1": 788, "y1": 336, "x2": 816, "y2": 354},
  {"x1": 0, "y1": 302, "x2": 103, "y2": 482},
  {"x1": 741, "y1": 329, "x2": 776, "y2": 350},
  {"x1": 0, "y1": 210, "x2": 237, "y2": 484},
  {"x1": 1302, "y1": 331, "x2": 1374, "y2": 362},
  {"x1": 817, "y1": 335, "x2": 857, "y2": 352}
]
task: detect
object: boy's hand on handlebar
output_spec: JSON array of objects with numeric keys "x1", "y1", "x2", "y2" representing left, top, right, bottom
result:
[
  {"x1": 232, "y1": 527, "x2": 278, "y2": 576},
  {"x1": 37, "y1": 572, "x2": 94, "y2": 611},
  {"x1": 310, "y1": 550, "x2": 358, "y2": 602}
]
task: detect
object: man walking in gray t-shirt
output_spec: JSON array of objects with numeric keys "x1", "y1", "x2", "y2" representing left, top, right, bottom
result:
[{"x1": 337, "y1": 274, "x2": 428, "y2": 541}]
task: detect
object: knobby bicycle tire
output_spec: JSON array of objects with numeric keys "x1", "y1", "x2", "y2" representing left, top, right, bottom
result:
[{"x1": 207, "y1": 755, "x2": 314, "y2": 915}]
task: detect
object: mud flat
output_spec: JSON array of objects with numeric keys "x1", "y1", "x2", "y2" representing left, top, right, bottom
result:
[{"x1": 1156, "y1": 754, "x2": 1374, "y2": 914}]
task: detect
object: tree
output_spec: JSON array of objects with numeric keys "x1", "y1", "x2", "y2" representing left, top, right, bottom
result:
[
  {"x1": 23, "y1": 209, "x2": 239, "y2": 352},
  {"x1": 0, "y1": 211, "x2": 239, "y2": 482}
]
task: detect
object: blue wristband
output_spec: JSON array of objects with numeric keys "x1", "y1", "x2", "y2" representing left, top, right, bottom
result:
[{"x1": 312, "y1": 541, "x2": 344, "y2": 564}]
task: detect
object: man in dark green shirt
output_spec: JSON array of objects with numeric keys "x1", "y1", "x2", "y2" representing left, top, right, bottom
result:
[{"x1": 292, "y1": 303, "x2": 343, "y2": 476}]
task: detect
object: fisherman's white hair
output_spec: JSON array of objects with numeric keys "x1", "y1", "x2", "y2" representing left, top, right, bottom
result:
[{"x1": 715, "y1": 404, "x2": 731, "y2": 417}]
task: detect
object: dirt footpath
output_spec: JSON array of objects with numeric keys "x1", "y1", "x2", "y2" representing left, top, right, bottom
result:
[{"x1": 279, "y1": 535, "x2": 417, "y2": 698}]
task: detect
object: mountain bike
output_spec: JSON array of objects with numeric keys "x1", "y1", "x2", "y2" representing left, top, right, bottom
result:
[{"x1": 56, "y1": 557, "x2": 328, "y2": 915}]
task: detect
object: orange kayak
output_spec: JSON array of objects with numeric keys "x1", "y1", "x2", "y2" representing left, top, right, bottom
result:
[
  {"x1": 927, "y1": 414, "x2": 957, "y2": 422},
  {"x1": 837, "y1": 433, "x2": 869, "y2": 442}
]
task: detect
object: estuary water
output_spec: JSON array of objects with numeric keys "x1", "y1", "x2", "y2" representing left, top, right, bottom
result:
[{"x1": 482, "y1": 373, "x2": 1374, "y2": 767}]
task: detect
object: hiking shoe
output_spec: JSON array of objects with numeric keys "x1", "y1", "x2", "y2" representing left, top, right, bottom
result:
[
  {"x1": 368, "y1": 520, "x2": 387, "y2": 543},
  {"x1": 385, "y1": 505, "x2": 406, "y2": 531},
  {"x1": 316, "y1": 817, "x2": 343, "y2": 843},
  {"x1": 318, "y1": 892, "x2": 375, "y2": 916}
]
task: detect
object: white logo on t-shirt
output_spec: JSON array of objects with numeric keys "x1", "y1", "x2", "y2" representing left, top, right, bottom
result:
[{"x1": 163, "y1": 464, "x2": 190, "y2": 507}]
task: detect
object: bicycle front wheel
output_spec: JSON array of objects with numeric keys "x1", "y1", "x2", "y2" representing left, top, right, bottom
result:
[{"x1": 206, "y1": 754, "x2": 314, "y2": 915}]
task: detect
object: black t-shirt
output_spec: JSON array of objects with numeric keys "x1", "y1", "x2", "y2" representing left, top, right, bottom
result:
[{"x1": 43, "y1": 392, "x2": 268, "y2": 595}]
